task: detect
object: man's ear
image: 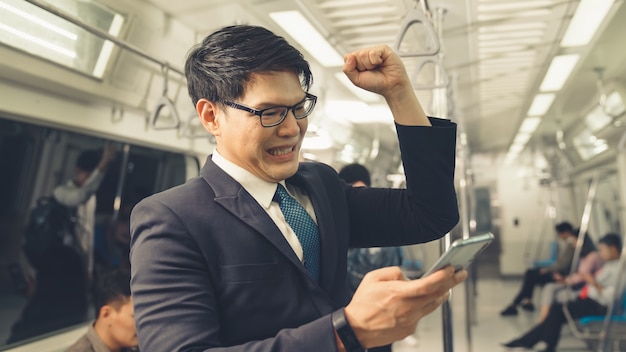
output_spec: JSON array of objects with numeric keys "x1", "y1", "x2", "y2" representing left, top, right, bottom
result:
[
  {"x1": 99, "y1": 305, "x2": 112, "y2": 320},
  {"x1": 196, "y1": 99, "x2": 222, "y2": 137}
]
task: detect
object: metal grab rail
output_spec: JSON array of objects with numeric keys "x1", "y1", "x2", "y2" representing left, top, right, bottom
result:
[
  {"x1": 149, "y1": 64, "x2": 181, "y2": 130},
  {"x1": 567, "y1": 173, "x2": 599, "y2": 280},
  {"x1": 393, "y1": 2, "x2": 440, "y2": 57},
  {"x1": 24, "y1": 0, "x2": 185, "y2": 77}
]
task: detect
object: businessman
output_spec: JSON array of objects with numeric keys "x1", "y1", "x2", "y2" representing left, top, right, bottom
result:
[{"x1": 130, "y1": 25, "x2": 464, "y2": 351}]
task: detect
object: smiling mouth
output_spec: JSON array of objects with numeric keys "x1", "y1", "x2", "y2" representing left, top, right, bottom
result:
[{"x1": 268, "y1": 145, "x2": 295, "y2": 156}]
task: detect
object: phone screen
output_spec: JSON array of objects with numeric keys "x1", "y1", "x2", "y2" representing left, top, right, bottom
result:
[{"x1": 423, "y1": 233, "x2": 494, "y2": 276}]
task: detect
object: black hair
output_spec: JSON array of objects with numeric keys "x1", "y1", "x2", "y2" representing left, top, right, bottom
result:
[
  {"x1": 185, "y1": 25, "x2": 313, "y2": 106},
  {"x1": 76, "y1": 150, "x2": 100, "y2": 173},
  {"x1": 94, "y1": 269, "x2": 131, "y2": 319},
  {"x1": 338, "y1": 163, "x2": 371, "y2": 187},
  {"x1": 555, "y1": 221, "x2": 575, "y2": 235},
  {"x1": 599, "y1": 233, "x2": 623, "y2": 252}
]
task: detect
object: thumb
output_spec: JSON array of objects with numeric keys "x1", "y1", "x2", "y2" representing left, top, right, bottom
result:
[
  {"x1": 342, "y1": 54, "x2": 360, "y2": 86},
  {"x1": 361, "y1": 266, "x2": 406, "y2": 283}
]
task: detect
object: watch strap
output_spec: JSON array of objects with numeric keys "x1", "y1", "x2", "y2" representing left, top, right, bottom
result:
[{"x1": 332, "y1": 308, "x2": 366, "y2": 352}]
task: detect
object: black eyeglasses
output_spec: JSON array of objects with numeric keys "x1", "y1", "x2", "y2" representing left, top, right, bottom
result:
[{"x1": 222, "y1": 93, "x2": 317, "y2": 128}]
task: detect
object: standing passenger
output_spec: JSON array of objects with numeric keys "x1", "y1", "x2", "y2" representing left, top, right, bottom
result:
[
  {"x1": 53, "y1": 144, "x2": 116, "y2": 281},
  {"x1": 130, "y1": 25, "x2": 464, "y2": 352},
  {"x1": 340, "y1": 163, "x2": 403, "y2": 352}
]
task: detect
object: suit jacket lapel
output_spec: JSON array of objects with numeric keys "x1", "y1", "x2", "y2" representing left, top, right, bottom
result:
[
  {"x1": 201, "y1": 157, "x2": 304, "y2": 271},
  {"x1": 201, "y1": 157, "x2": 338, "y2": 297}
]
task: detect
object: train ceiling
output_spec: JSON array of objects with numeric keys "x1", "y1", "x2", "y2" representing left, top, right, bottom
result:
[{"x1": 145, "y1": 0, "x2": 626, "y2": 156}]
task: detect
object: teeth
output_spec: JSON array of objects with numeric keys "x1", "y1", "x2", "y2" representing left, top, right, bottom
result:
[{"x1": 269, "y1": 147, "x2": 293, "y2": 156}]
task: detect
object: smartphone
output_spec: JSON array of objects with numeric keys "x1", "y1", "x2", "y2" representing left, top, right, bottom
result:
[{"x1": 422, "y1": 233, "x2": 495, "y2": 276}]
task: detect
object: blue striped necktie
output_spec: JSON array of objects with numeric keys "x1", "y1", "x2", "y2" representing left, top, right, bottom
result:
[{"x1": 273, "y1": 184, "x2": 320, "y2": 282}]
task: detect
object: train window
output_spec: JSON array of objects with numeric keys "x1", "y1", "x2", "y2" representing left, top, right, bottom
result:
[
  {"x1": 604, "y1": 91, "x2": 626, "y2": 117},
  {"x1": 585, "y1": 105, "x2": 614, "y2": 133},
  {"x1": 572, "y1": 128, "x2": 609, "y2": 161},
  {"x1": 0, "y1": 116, "x2": 199, "y2": 349},
  {"x1": 0, "y1": 0, "x2": 125, "y2": 78}
]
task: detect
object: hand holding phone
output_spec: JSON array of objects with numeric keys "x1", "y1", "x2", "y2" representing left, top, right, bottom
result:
[{"x1": 422, "y1": 233, "x2": 494, "y2": 276}]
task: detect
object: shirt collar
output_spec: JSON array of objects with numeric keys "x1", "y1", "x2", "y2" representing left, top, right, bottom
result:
[
  {"x1": 86, "y1": 322, "x2": 112, "y2": 352},
  {"x1": 211, "y1": 149, "x2": 282, "y2": 209}
]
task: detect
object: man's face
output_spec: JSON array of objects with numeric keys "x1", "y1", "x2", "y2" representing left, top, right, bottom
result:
[
  {"x1": 75, "y1": 168, "x2": 89, "y2": 187},
  {"x1": 211, "y1": 71, "x2": 308, "y2": 182},
  {"x1": 108, "y1": 298, "x2": 138, "y2": 348},
  {"x1": 598, "y1": 243, "x2": 617, "y2": 261},
  {"x1": 557, "y1": 231, "x2": 570, "y2": 241}
]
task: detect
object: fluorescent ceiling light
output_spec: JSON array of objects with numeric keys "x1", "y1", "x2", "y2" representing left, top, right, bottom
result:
[
  {"x1": 539, "y1": 54, "x2": 580, "y2": 91},
  {"x1": 0, "y1": 22, "x2": 75, "y2": 58},
  {"x1": 478, "y1": 0, "x2": 553, "y2": 12},
  {"x1": 335, "y1": 73, "x2": 380, "y2": 103},
  {"x1": 561, "y1": 0, "x2": 614, "y2": 47},
  {"x1": 479, "y1": 30, "x2": 544, "y2": 41},
  {"x1": 479, "y1": 22, "x2": 547, "y2": 33},
  {"x1": 519, "y1": 117, "x2": 542, "y2": 134},
  {"x1": 270, "y1": 10, "x2": 344, "y2": 67},
  {"x1": 0, "y1": 1, "x2": 77, "y2": 40},
  {"x1": 527, "y1": 93, "x2": 555, "y2": 116}
]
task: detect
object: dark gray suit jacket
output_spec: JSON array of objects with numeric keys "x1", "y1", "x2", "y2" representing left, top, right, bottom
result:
[{"x1": 130, "y1": 118, "x2": 458, "y2": 351}]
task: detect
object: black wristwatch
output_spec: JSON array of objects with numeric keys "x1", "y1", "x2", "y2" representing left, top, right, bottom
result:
[{"x1": 332, "y1": 309, "x2": 366, "y2": 352}]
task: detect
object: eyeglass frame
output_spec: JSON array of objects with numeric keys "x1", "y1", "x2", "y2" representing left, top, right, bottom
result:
[{"x1": 221, "y1": 93, "x2": 317, "y2": 128}]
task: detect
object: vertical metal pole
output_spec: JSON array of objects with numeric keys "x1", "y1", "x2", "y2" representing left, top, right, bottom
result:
[
  {"x1": 440, "y1": 233, "x2": 454, "y2": 352},
  {"x1": 457, "y1": 137, "x2": 473, "y2": 352},
  {"x1": 111, "y1": 144, "x2": 130, "y2": 223},
  {"x1": 568, "y1": 173, "x2": 599, "y2": 279},
  {"x1": 429, "y1": 6, "x2": 454, "y2": 352},
  {"x1": 596, "y1": 131, "x2": 626, "y2": 352}
]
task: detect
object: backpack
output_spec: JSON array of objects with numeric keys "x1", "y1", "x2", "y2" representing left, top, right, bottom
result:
[{"x1": 23, "y1": 196, "x2": 77, "y2": 268}]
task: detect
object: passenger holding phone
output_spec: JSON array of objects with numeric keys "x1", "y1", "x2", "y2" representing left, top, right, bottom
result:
[{"x1": 130, "y1": 25, "x2": 465, "y2": 352}]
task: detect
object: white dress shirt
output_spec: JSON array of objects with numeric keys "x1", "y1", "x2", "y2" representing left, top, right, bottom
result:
[{"x1": 211, "y1": 150, "x2": 317, "y2": 262}]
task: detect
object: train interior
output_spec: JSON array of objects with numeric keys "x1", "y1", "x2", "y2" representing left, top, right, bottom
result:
[{"x1": 1, "y1": 0, "x2": 626, "y2": 351}]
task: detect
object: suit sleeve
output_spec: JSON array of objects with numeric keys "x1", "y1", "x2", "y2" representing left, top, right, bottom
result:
[
  {"x1": 347, "y1": 117, "x2": 459, "y2": 247},
  {"x1": 130, "y1": 199, "x2": 339, "y2": 352}
]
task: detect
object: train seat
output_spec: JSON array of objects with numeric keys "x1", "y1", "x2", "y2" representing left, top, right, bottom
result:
[
  {"x1": 533, "y1": 241, "x2": 559, "y2": 268},
  {"x1": 574, "y1": 290, "x2": 626, "y2": 351}
]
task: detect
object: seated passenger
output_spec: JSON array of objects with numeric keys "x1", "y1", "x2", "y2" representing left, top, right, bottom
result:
[
  {"x1": 67, "y1": 269, "x2": 137, "y2": 352},
  {"x1": 503, "y1": 233, "x2": 624, "y2": 352},
  {"x1": 500, "y1": 222, "x2": 577, "y2": 316},
  {"x1": 538, "y1": 234, "x2": 603, "y2": 321}
]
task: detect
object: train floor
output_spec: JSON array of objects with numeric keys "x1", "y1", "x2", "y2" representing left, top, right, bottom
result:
[{"x1": 392, "y1": 277, "x2": 591, "y2": 352}]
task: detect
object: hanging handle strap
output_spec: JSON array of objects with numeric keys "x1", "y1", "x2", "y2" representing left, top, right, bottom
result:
[
  {"x1": 411, "y1": 57, "x2": 449, "y2": 90},
  {"x1": 393, "y1": 6, "x2": 440, "y2": 57},
  {"x1": 150, "y1": 64, "x2": 181, "y2": 130}
]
